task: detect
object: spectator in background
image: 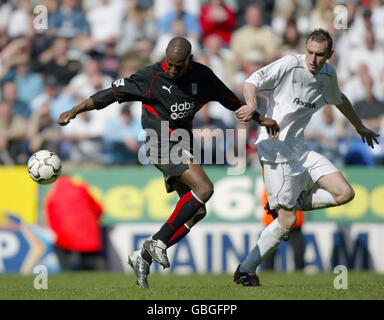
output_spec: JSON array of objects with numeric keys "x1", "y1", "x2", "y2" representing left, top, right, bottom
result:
[
  {"x1": 0, "y1": 100, "x2": 28, "y2": 165},
  {"x1": 86, "y1": 0, "x2": 126, "y2": 49},
  {"x1": 230, "y1": 4, "x2": 279, "y2": 66},
  {"x1": 61, "y1": 95, "x2": 106, "y2": 164},
  {"x1": 68, "y1": 58, "x2": 112, "y2": 99},
  {"x1": 9, "y1": 58, "x2": 44, "y2": 113},
  {"x1": 102, "y1": 103, "x2": 141, "y2": 165},
  {"x1": 347, "y1": 70, "x2": 384, "y2": 166},
  {"x1": 271, "y1": 0, "x2": 312, "y2": 36},
  {"x1": 4, "y1": 0, "x2": 33, "y2": 39},
  {"x1": 341, "y1": 63, "x2": 372, "y2": 106},
  {"x1": 154, "y1": 0, "x2": 201, "y2": 24},
  {"x1": 31, "y1": 76, "x2": 60, "y2": 113},
  {"x1": 31, "y1": 0, "x2": 61, "y2": 59},
  {"x1": 309, "y1": 0, "x2": 335, "y2": 31},
  {"x1": 97, "y1": 40, "x2": 121, "y2": 79},
  {"x1": 338, "y1": 28, "x2": 384, "y2": 97},
  {"x1": 157, "y1": 0, "x2": 201, "y2": 41},
  {"x1": 115, "y1": 2, "x2": 157, "y2": 57},
  {"x1": 26, "y1": 103, "x2": 62, "y2": 156},
  {"x1": 370, "y1": 0, "x2": 384, "y2": 44},
  {"x1": 352, "y1": 29, "x2": 384, "y2": 102},
  {"x1": 65, "y1": 58, "x2": 118, "y2": 146},
  {"x1": 49, "y1": 0, "x2": 90, "y2": 38},
  {"x1": 131, "y1": 39, "x2": 155, "y2": 69},
  {"x1": 333, "y1": 0, "x2": 361, "y2": 64},
  {"x1": 45, "y1": 175, "x2": 104, "y2": 271},
  {"x1": 31, "y1": 76, "x2": 76, "y2": 122},
  {"x1": 0, "y1": 38, "x2": 30, "y2": 83},
  {"x1": 38, "y1": 37, "x2": 81, "y2": 87},
  {"x1": 354, "y1": 72, "x2": 384, "y2": 133},
  {"x1": 278, "y1": 18, "x2": 306, "y2": 56},
  {"x1": 199, "y1": 0, "x2": 236, "y2": 46},
  {"x1": 117, "y1": 56, "x2": 140, "y2": 79},
  {"x1": 0, "y1": 0, "x2": 13, "y2": 34},
  {"x1": 1, "y1": 80, "x2": 30, "y2": 119},
  {"x1": 201, "y1": 33, "x2": 236, "y2": 89},
  {"x1": 49, "y1": 0, "x2": 93, "y2": 52},
  {"x1": 152, "y1": 19, "x2": 201, "y2": 61},
  {"x1": 233, "y1": 50, "x2": 266, "y2": 96}
]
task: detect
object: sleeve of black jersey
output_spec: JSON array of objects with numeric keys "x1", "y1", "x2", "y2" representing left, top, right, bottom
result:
[
  {"x1": 205, "y1": 68, "x2": 241, "y2": 111},
  {"x1": 90, "y1": 88, "x2": 116, "y2": 110},
  {"x1": 110, "y1": 69, "x2": 151, "y2": 104}
]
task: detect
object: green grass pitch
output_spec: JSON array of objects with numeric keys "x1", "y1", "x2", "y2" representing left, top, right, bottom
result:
[{"x1": 0, "y1": 271, "x2": 383, "y2": 300}]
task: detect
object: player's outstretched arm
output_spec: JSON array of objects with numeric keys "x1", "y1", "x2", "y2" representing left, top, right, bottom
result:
[
  {"x1": 336, "y1": 93, "x2": 380, "y2": 148},
  {"x1": 57, "y1": 98, "x2": 95, "y2": 126},
  {"x1": 58, "y1": 87, "x2": 117, "y2": 126},
  {"x1": 235, "y1": 82, "x2": 258, "y2": 123}
]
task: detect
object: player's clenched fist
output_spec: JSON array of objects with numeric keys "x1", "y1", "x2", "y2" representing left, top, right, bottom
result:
[{"x1": 57, "y1": 109, "x2": 77, "y2": 126}]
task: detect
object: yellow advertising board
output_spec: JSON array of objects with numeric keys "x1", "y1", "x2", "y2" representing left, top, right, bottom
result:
[{"x1": 0, "y1": 166, "x2": 38, "y2": 224}]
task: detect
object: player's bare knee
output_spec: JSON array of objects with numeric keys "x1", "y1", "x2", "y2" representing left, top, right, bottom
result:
[
  {"x1": 286, "y1": 214, "x2": 297, "y2": 230},
  {"x1": 277, "y1": 207, "x2": 297, "y2": 230},
  {"x1": 335, "y1": 184, "x2": 355, "y2": 205},
  {"x1": 194, "y1": 182, "x2": 214, "y2": 203}
]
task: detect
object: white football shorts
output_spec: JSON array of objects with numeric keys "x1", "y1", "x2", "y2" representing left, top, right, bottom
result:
[{"x1": 261, "y1": 150, "x2": 339, "y2": 210}]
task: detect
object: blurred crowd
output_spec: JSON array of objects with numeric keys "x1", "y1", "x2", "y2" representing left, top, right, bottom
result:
[{"x1": 0, "y1": 0, "x2": 383, "y2": 168}]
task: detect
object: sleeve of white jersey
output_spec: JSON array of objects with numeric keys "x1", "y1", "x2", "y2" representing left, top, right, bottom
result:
[
  {"x1": 244, "y1": 55, "x2": 299, "y2": 92},
  {"x1": 324, "y1": 64, "x2": 343, "y2": 106}
]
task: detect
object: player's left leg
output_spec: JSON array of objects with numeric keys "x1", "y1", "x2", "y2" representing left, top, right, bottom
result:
[
  {"x1": 144, "y1": 162, "x2": 212, "y2": 268},
  {"x1": 167, "y1": 179, "x2": 207, "y2": 247},
  {"x1": 141, "y1": 180, "x2": 207, "y2": 266},
  {"x1": 129, "y1": 176, "x2": 209, "y2": 288},
  {"x1": 234, "y1": 206, "x2": 293, "y2": 286},
  {"x1": 235, "y1": 160, "x2": 302, "y2": 286},
  {"x1": 296, "y1": 152, "x2": 355, "y2": 211}
]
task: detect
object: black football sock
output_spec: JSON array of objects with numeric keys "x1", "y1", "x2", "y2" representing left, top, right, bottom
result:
[
  {"x1": 152, "y1": 191, "x2": 204, "y2": 244},
  {"x1": 167, "y1": 224, "x2": 190, "y2": 248},
  {"x1": 141, "y1": 250, "x2": 153, "y2": 265}
]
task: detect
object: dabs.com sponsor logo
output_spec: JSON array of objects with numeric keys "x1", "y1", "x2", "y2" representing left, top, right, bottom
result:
[{"x1": 170, "y1": 101, "x2": 195, "y2": 120}]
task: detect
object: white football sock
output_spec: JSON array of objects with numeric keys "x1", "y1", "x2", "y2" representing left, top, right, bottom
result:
[
  {"x1": 297, "y1": 186, "x2": 337, "y2": 211},
  {"x1": 240, "y1": 219, "x2": 289, "y2": 273}
]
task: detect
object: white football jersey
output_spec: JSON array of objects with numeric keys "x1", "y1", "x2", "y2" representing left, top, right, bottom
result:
[{"x1": 245, "y1": 54, "x2": 343, "y2": 163}]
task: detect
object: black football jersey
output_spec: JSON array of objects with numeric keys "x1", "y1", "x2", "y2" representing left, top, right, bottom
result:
[{"x1": 110, "y1": 60, "x2": 241, "y2": 135}]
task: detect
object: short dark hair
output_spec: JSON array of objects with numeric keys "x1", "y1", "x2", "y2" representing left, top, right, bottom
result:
[{"x1": 306, "y1": 29, "x2": 333, "y2": 53}]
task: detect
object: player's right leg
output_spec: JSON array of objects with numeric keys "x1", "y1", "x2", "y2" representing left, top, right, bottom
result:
[{"x1": 128, "y1": 250, "x2": 150, "y2": 288}]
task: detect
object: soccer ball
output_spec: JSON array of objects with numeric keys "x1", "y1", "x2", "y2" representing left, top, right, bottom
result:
[{"x1": 27, "y1": 150, "x2": 62, "y2": 185}]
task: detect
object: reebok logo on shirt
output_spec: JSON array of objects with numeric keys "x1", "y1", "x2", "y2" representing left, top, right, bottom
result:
[{"x1": 293, "y1": 97, "x2": 317, "y2": 109}]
